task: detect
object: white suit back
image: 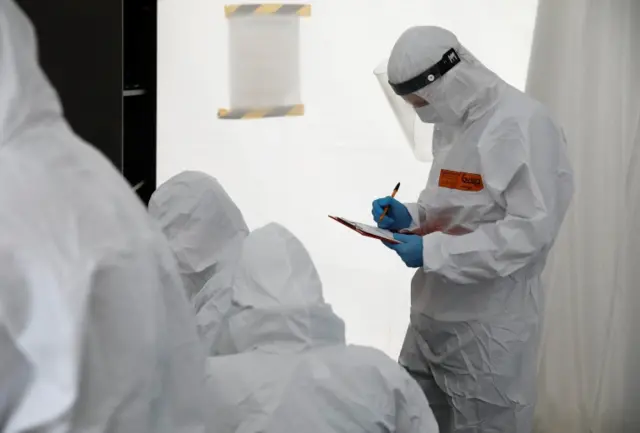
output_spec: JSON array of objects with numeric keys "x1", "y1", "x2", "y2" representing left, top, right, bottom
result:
[
  {"x1": 0, "y1": 2, "x2": 205, "y2": 431},
  {"x1": 204, "y1": 223, "x2": 439, "y2": 433},
  {"x1": 149, "y1": 171, "x2": 249, "y2": 355}
]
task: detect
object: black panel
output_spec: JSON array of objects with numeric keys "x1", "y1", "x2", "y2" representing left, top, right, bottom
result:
[
  {"x1": 15, "y1": 0, "x2": 157, "y2": 205},
  {"x1": 123, "y1": 0, "x2": 157, "y2": 204},
  {"x1": 16, "y1": 0, "x2": 124, "y2": 168}
]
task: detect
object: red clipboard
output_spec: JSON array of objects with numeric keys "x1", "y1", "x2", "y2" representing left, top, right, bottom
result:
[{"x1": 328, "y1": 215, "x2": 401, "y2": 244}]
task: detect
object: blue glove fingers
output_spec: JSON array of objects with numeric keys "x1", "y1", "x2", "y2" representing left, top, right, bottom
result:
[
  {"x1": 378, "y1": 216, "x2": 395, "y2": 229},
  {"x1": 373, "y1": 197, "x2": 396, "y2": 228},
  {"x1": 389, "y1": 233, "x2": 423, "y2": 268},
  {"x1": 382, "y1": 233, "x2": 411, "y2": 249},
  {"x1": 381, "y1": 239, "x2": 400, "y2": 250},
  {"x1": 392, "y1": 233, "x2": 415, "y2": 243},
  {"x1": 372, "y1": 197, "x2": 393, "y2": 219},
  {"x1": 373, "y1": 197, "x2": 412, "y2": 231}
]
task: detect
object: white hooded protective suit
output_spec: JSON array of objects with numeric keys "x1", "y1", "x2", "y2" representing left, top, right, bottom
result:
[
  {"x1": 386, "y1": 27, "x2": 574, "y2": 432},
  {"x1": 148, "y1": 171, "x2": 249, "y2": 355},
  {"x1": 0, "y1": 2, "x2": 205, "y2": 432},
  {"x1": 204, "y1": 223, "x2": 439, "y2": 433}
]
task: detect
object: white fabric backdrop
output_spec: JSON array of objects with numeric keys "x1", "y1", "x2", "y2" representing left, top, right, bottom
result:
[
  {"x1": 526, "y1": 1, "x2": 640, "y2": 431},
  {"x1": 228, "y1": 16, "x2": 301, "y2": 109},
  {"x1": 158, "y1": 0, "x2": 539, "y2": 358}
]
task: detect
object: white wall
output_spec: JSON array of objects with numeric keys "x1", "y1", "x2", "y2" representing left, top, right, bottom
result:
[{"x1": 158, "y1": 0, "x2": 538, "y2": 358}]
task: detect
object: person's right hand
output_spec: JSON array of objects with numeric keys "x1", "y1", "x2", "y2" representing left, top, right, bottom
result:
[{"x1": 371, "y1": 196, "x2": 413, "y2": 231}]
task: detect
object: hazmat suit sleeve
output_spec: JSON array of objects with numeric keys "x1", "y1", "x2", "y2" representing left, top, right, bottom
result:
[
  {"x1": 404, "y1": 203, "x2": 424, "y2": 231},
  {"x1": 421, "y1": 114, "x2": 573, "y2": 284}
]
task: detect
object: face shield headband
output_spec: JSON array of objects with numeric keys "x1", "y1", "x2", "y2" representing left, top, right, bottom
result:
[{"x1": 388, "y1": 48, "x2": 461, "y2": 96}]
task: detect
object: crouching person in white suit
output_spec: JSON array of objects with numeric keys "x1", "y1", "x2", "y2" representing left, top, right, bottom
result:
[
  {"x1": 148, "y1": 171, "x2": 250, "y2": 303},
  {"x1": 204, "y1": 223, "x2": 439, "y2": 433},
  {"x1": 148, "y1": 171, "x2": 250, "y2": 355}
]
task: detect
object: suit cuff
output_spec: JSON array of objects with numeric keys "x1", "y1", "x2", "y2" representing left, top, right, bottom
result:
[{"x1": 404, "y1": 202, "x2": 422, "y2": 231}]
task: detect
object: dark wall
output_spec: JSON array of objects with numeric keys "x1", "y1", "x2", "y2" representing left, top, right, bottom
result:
[
  {"x1": 16, "y1": 0, "x2": 124, "y2": 168},
  {"x1": 15, "y1": 0, "x2": 157, "y2": 204},
  {"x1": 123, "y1": 0, "x2": 157, "y2": 204}
]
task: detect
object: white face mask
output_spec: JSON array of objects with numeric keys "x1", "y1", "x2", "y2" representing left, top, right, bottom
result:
[{"x1": 415, "y1": 104, "x2": 443, "y2": 124}]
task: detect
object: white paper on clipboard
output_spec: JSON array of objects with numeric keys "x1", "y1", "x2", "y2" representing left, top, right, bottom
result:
[
  {"x1": 329, "y1": 216, "x2": 401, "y2": 244},
  {"x1": 345, "y1": 219, "x2": 398, "y2": 242}
]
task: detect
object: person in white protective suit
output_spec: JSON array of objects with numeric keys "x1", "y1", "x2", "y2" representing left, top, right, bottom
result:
[
  {"x1": 371, "y1": 26, "x2": 574, "y2": 432},
  {"x1": 148, "y1": 171, "x2": 249, "y2": 354},
  {"x1": 204, "y1": 223, "x2": 440, "y2": 433},
  {"x1": 0, "y1": 2, "x2": 205, "y2": 431}
]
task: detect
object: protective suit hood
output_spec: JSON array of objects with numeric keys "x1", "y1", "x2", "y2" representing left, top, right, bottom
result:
[
  {"x1": 0, "y1": 2, "x2": 205, "y2": 431},
  {"x1": 149, "y1": 171, "x2": 249, "y2": 300},
  {"x1": 387, "y1": 26, "x2": 505, "y2": 126},
  {"x1": 223, "y1": 223, "x2": 345, "y2": 354},
  {"x1": 0, "y1": 0, "x2": 64, "y2": 145},
  {"x1": 203, "y1": 223, "x2": 440, "y2": 432}
]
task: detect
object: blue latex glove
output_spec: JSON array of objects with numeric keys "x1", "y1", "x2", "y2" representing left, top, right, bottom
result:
[
  {"x1": 371, "y1": 196, "x2": 412, "y2": 231},
  {"x1": 383, "y1": 233, "x2": 423, "y2": 268}
]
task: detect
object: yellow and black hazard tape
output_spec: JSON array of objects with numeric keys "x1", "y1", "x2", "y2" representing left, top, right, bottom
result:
[
  {"x1": 224, "y1": 4, "x2": 311, "y2": 18},
  {"x1": 218, "y1": 104, "x2": 305, "y2": 119}
]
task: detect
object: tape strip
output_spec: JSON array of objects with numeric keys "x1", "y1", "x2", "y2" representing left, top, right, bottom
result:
[
  {"x1": 225, "y1": 4, "x2": 311, "y2": 17},
  {"x1": 218, "y1": 104, "x2": 305, "y2": 119}
]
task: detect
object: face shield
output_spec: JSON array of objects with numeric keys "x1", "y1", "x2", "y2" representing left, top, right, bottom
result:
[{"x1": 374, "y1": 60, "x2": 433, "y2": 162}]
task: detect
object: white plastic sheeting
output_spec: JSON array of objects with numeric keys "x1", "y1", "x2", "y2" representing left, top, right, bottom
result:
[
  {"x1": 158, "y1": 0, "x2": 538, "y2": 358},
  {"x1": 228, "y1": 13, "x2": 301, "y2": 110},
  {"x1": 526, "y1": 1, "x2": 640, "y2": 431}
]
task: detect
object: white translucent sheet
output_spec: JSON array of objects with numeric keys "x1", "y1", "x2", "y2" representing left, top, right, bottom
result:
[
  {"x1": 228, "y1": 15, "x2": 301, "y2": 110},
  {"x1": 158, "y1": 0, "x2": 539, "y2": 361},
  {"x1": 527, "y1": 0, "x2": 640, "y2": 430}
]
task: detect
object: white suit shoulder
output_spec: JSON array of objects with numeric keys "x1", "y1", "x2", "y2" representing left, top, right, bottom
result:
[
  {"x1": 0, "y1": 1, "x2": 205, "y2": 430},
  {"x1": 475, "y1": 88, "x2": 571, "y2": 193},
  {"x1": 204, "y1": 224, "x2": 438, "y2": 433},
  {"x1": 478, "y1": 87, "x2": 560, "y2": 147},
  {"x1": 342, "y1": 345, "x2": 440, "y2": 432},
  {"x1": 205, "y1": 346, "x2": 439, "y2": 433}
]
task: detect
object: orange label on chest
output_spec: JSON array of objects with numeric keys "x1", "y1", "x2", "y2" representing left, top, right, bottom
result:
[{"x1": 438, "y1": 169, "x2": 484, "y2": 192}]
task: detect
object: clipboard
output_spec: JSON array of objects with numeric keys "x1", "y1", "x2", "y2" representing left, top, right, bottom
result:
[{"x1": 328, "y1": 215, "x2": 401, "y2": 244}]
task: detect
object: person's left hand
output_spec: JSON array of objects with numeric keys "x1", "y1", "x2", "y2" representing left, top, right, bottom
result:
[{"x1": 383, "y1": 233, "x2": 423, "y2": 268}]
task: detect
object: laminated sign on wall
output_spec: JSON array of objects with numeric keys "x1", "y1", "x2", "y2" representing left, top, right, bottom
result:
[{"x1": 218, "y1": 3, "x2": 311, "y2": 120}]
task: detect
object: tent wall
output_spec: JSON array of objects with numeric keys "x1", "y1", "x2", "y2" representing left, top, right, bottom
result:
[
  {"x1": 526, "y1": 1, "x2": 640, "y2": 431},
  {"x1": 158, "y1": 0, "x2": 539, "y2": 357}
]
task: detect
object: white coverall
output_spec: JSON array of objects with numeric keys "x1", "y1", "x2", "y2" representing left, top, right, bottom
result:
[
  {"x1": 204, "y1": 223, "x2": 440, "y2": 433},
  {"x1": 0, "y1": 2, "x2": 205, "y2": 432},
  {"x1": 148, "y1": 171, "x2": 249, "y2": 355},
  {"x1": 386, "y1": 27, "x2": 574, "y2": 432}
]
